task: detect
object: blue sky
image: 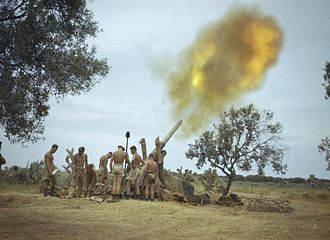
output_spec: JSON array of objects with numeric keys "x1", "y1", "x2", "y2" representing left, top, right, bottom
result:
[{"x1": 1, "y1": 0, "x2": 329, "y2": 179}]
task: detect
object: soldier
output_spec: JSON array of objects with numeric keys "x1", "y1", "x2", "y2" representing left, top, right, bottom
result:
[
  {"x1": 126, "y1": 146, "x2": 144, "y2": 198},
  {"x1": 43, "y1": 144, "x2": 58, "y2": 197},
  {"x1": 155, "y1": 137, "x2": 167, "y2": 188},
  {"x1": 71, "y1": 146, "x2": 88, "y2": 198},
  {"x1": 98, "y1": 152, "x2": 112, "y2": 184},
  {"x1": 83, "y1": 164, "x2": 97, "y2": 198},
  {"x1": 0, "y1": 141, "x2": 6, "y2": 171},
  {"x1": 0, "y1": 154, "x2": 5, "y2": 171},
  {"x1": 142, "y1": 153, "x2": 158, "y2": 201},
  {"x1": 110, "y1": 145, "x2": 130, "y2": 202}
]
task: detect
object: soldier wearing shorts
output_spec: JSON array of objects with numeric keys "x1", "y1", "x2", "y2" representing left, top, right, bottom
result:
[
  {"x1": 83, "y1": 164, "x2": 97, "y2": 198},
  {"x1": 70, "y1": 147, "x2": 88, "y2": 198},
  {"x1": 142, "y1": 153, "x2": 158, "y2": 201},
  {"x1": 110, "y1": 145, "x2": 130, "y2": 202},
  {"x1": 43, "y1": 144, "x2": 58, "y2": 197},
  {"x1": 98, "y1": 152, "x2": 112, "y2": 184},
  {"x1": 125, "y1": 146, "x2": 144, "y2": 198}
]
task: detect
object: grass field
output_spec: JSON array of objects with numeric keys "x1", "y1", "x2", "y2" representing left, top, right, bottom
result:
[{"x1": 0, "y1": 183, "x2": 329, "y2": 240}]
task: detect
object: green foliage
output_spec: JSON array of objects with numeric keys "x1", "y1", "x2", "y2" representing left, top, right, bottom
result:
[
  {"x1": 186, "y1": 104, "x2": 287, "y2": 196},
  {"x1": 318, "y1": 136, "x2": 330, "y2": 171},
  {"x1": 56, "y1": 171, "x2": 71, "y2": 187},
  {"x1": 1, "y1": 160, "x2": 45, "y2": 184},
  {"x1": 318, "y1": 62, "x2": 330, "y2": 171},
  {"x1": 200, "y1": 168, "x2": 219, "y2": 190},
  {"x1": 323, "y1": 61, "x2": 330, "y2": 100},
  {"x1": 0, "y1": 159, "x2": 72, "y2": 187},
  {"x1": 62, "y1": 148, "x2": 74, "y2": 174},
  {"x1": 176, "y1": 166, "x2": 194, "y2": 185},
  {"x1": 27, "y1": 159, "x2": 44, "y2": 183},
  {"x1": 0, "y1": 0, "x2": 109, "y2": 143}
]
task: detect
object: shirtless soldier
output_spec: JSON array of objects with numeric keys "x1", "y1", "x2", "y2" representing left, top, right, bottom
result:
[
  {"x1": 142, "y1": 153, "x2": 158, "y2": 201},
  {"x1": 125, "y1": 146, "x2": 144, "y2": 198},
  {"x1": 0, "y1": 141, "x2": 6, "y2": 171},
  {"x1": 98, "y1": 152, "x2": 112, "y2": 184},
  {"x1": 155, "y1": 137, "x2": 167, "y2": 188},
  {"x1": 83, "y1": 164, "x2": 97, "y2": 198},
  {"x1": 110, "y1": 145, "x2": 130, "y2": 202},
  {"x1": 43, "y1": 144, "x2": 58, "y2": 197},
  {"x1": 71, "y1": 147, "x2": 88, "y2": 198}
]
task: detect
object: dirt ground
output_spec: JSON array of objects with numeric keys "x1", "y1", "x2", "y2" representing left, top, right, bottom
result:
[{"x1": 0, "y1": 186, "x2": 329, "y2": 240}]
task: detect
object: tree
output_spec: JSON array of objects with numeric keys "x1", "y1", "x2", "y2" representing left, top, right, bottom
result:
[
  {"x1": 318, "y1": 62, "x2": 330, "y2": 170},
  {"x1": 322, "y1": 62, "x2": 330, "y2": 100},
  {"x1": 0, "y1": 0, "x2": 109, "y2": 143},
  {"x1": 186, "y1": 104, "x2": 287, "y2": 197}
]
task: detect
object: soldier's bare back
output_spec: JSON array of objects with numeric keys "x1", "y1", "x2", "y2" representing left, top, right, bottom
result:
[
  {"x1": 146, "y1": 159, "x2": 158, "y2": 173},
  {"x1": 112, "y1": 151, "x2": 129, "y2": 164},
  {"x1": 99, "y1": 155, "x2": 108, "y2": 168}
]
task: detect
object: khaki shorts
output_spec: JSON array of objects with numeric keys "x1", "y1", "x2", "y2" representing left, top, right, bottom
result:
[
  {"x1": 112, "y1": 164, "x2": 124, "y2": 176},
  {"x1": 146, "y1": 172, "x2": 157, "y2": 184}
]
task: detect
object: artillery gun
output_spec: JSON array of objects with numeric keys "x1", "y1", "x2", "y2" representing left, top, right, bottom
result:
[
  {"x1": 139, "y1": 120, "x2": 183, "y2": 162},
  {"x1": 137, "y1": 120, "x2": 183, "y2": 191}
]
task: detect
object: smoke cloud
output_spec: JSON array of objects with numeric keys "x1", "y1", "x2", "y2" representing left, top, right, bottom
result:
[{"x1": 166, "y1": 6, "x2": 283, "y2": 136}]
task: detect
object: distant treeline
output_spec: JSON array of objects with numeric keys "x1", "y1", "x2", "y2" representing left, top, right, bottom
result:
[
  {"x1": 2, "y1": 163, "x2": 330, "y2": 186},
  {"x1": 166, "y1": 169, "x2": 330, "y2": 184},
  {"x1": 232, "y1": 174, "x2": 330, "y2": 184}
]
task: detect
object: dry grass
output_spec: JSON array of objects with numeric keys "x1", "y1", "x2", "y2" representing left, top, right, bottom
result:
[
  {"x1": 0, "y1": 183, "x2": 330, "y2": 240},
  {"x1": 0, "y1": 183, "x2": 39, "y2": 194}
]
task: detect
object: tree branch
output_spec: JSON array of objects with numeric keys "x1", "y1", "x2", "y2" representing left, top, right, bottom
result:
[{"x1": 0, "y1": 0, "x2": 28, "y2": 22}]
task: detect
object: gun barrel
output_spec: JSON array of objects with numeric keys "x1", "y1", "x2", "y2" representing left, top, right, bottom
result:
[
  {"x1": 161, "y1": 120, "x2": 183, "y2": 146},
  {"x1": 151, "y1": 120, "x2": 183, "y2": 154}
]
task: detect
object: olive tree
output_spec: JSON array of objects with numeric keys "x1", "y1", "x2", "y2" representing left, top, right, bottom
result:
[
  {"x1": 0, "y1": 0, "x2": 109, "y2": 143},
  {"x1": 318, "y1": 62, "x2": 330, "y2": 170},
  {"x1": 318, "y1": 137, "x2": 330, "y2": 171},
  {"x1": 322, "y1": 62, "x2": 330, "y2": 100},
  {"x1": 186, "y1": 104, "x2": 287, "y2": 196}
]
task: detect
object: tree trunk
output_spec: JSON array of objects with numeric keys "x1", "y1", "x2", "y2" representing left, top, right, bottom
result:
[{"x1": 222, "y1": 174, "x2": 234, "y2": 196}]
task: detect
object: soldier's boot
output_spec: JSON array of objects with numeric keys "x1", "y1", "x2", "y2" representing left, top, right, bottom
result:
[
  {"x1": 88, "y1": 189, "x2": 94, "y2": 198},
  {"x1": 82, "y1": 189, "x2": 87, "y2": 198},
  {"x1": 116, "y1": 194, "x2": 120, "y2": 202},
  {"x1": 124, "y1": 191, "x2": 130, "y2": 199},
  {"x1": 77, "y1": 188, "x2": 82, "y2": 198},
  {"x1": 125, "y1": 182, "x2": 131, "y2": 199},
  {"x1": 50, "y1": 187, "x2": 55, "y2": 197},
  {"x1": 43, "y1": 188, "x2": 48, "y2": 197},
  {"x1": 111, "y1": 194, "x2": 117, "y2": 202}
]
